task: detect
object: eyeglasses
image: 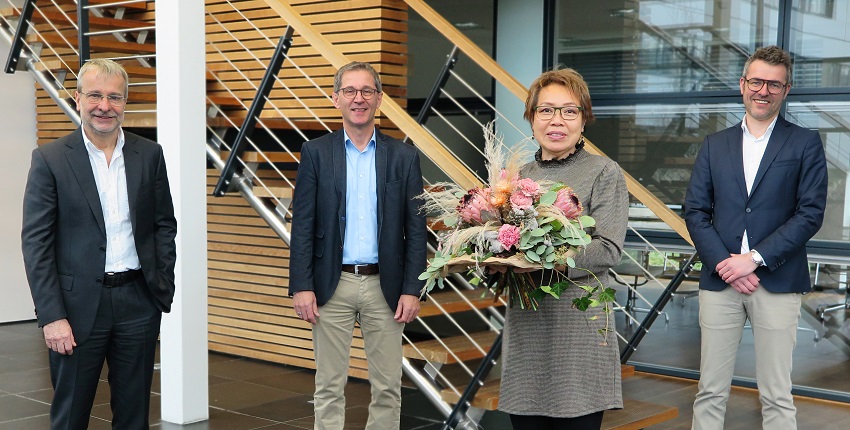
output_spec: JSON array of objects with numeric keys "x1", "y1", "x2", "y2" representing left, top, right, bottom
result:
[
  {"x1": 743, "y1": 78, "x2": 788, "y2": 95},
  {"x1": 338, "y1": 87, "x2": 379, "y2": 100},
  {"x1": 80, "y1": 92, "x2": 126, "y2": 106},
  {"x1": 534, "y1": 105, "x2": 583, "y2": 121}
]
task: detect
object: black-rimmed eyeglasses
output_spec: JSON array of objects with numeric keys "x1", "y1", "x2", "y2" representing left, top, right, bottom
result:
[
  {"x1": 79, "y1": 92, "x2": 126, "y2": 106},
  {"x1": 743, "y1": 78, "x2": 788, "y2": 95},
  {"x1": 338, "y1": 87, "x2": 379, "y2": 100},
  {"x1": 534, "y1": 105, "x2": 583, "y2": 121}
]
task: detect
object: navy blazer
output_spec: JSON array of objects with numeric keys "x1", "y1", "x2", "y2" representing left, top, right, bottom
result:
[
  {"x1": 288, "y1": 129, "x2": 427, "y2": 311},
  {"x1": 684, "y1": 116, "x2": 827, "y2": 293},
  {"x1": 21, "y1": 128, "x2": 177, "y2": 343}
]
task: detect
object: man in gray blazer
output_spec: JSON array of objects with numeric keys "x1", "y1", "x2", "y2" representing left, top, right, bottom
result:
[
  {"x1": 289, "y1": 61, "x2": 426, "y2": 430},
  {"x1": 22, "y1": 59, "x2": 177, "y2": 429}
]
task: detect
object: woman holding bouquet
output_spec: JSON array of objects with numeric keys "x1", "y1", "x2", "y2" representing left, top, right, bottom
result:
[{"x1": 498, "y1": 68, "x2": 629, "y2": 429}]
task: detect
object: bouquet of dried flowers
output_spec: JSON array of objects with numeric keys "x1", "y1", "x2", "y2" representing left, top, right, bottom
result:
[{"x1": 418, "y1": 124, "x2": 616, "y2": 322}]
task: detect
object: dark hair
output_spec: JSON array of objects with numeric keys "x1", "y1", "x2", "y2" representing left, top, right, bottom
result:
[
  {"x1": 743, "y1": 45, "x2": 793, "y2": 84},
  {"x1": 523, "y1": 68, "x2": 594, "y2": 125},
  {"x1": 333, "y1": 61, "x2": 382, "y2": 93}
]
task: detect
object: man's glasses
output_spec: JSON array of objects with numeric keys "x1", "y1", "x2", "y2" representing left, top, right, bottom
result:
[
  {"x1": 80, "y1": 92, "x2": 126, "y2": 106},
  {"x1": 338, "y1": 87, "x2": 379, "y2": 100},
  {"x1": 743, "y1": 78, "x2": 788, "y2": 95},
  {"x1": 534, "y1": 105, "x2": 583, "y2": 121}
]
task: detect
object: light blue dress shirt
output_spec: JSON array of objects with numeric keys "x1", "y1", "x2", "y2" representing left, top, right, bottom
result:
[{"x1": 342, "y1": 129, "x2": 379, "y2": 265}]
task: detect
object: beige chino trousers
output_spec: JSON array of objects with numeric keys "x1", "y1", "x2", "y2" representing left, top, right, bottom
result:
[
  {"x1": 313, "y1": 272, "x2": 404, "y2": 430},
  {"x1": 693, "y1": 286, "x2": 801, "y2": 430}
]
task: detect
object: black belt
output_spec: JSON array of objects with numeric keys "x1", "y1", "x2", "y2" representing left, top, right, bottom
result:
[
  {"x1": 341, "y1": 264, "x2": 379, "y2": 275},
  {"x1": 103, "y1": 269, "x2": 142, "y2": 287}
]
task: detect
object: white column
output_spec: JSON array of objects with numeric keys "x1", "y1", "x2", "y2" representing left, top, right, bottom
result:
[
  {"x1": 495, "y1": 0, "x2": 545, "y2": 148},
  {"x1": 155, "y1": 0, "x2": 209, "y2": 424}
]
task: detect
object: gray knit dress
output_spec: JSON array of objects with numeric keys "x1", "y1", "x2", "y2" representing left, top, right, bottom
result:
[{"x1": 498, "y1": 146, "x2": 629, "y2": 418}]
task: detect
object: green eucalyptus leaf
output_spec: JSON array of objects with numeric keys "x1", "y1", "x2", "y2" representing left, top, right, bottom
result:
[
  {"x1": 525, "y1": 250, "x2": 541, "y2": 262},
  {"x1": 566, "y1": 257, "x2": 576, "y2": 268},
  {"x1": 540, "y1": 190, "x2": 557, "y2": 206},
  {"x1": 578, "y1": 215, "x2": 595, "y2": 228},
  {"x1": 444, "y1": 216, "x2": 458, "y2": 227},
  {"x1": 531, "y1": 228, "x2": 546, "y2": 237}
]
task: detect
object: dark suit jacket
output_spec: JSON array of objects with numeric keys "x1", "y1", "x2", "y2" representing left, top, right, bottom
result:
[
  {"x1": 289, "y1": 129, "x2": 426, "y2": 311},
  {"x1": 684, "y1": 116, "x2": 827, "y2": 293},
  {"x1": 21, "y1": 128, "x2": 177, "y2": 344}
]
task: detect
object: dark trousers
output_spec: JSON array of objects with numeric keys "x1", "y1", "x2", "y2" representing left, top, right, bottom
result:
[
  {"x1": 509, "y1": 411, "x2": 605, "y2": 430},
  {"x1": 49, "y1": 277, "x2": 161, "y2": 430}
]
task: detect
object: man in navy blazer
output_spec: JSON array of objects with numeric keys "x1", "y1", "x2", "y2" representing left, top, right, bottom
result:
[
  {"x1": 289, "y1": 61, "x2": 426, "y2": 430},
  {"x1": 22, "y1": 59, "x2": 177, "y2": 429},
  {"x1": 685, "y1": 46, "x2": 827, "y2": 430}
]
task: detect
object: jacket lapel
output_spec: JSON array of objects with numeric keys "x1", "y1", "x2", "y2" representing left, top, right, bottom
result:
[
  {"x1": 333, "y1": 130, "x2": 347, "y2": 241},
  {"x1": 750, "y1": 117, "x2": 791, "y2": 197},
  {"x1": 375, "y1": 130, "x2": 388, "y2": 237},
  {"x1": 64, "y1": 128, "x2": 106, "y2": 238},
  {"x1": 123, "y1": 134, "x2": 141, "y2": 233},
  {"x1": 728, "y1": 122, "x2": 748, "y2": 201}
]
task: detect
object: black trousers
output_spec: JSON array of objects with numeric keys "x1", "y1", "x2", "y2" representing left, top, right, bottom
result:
[
  {"x1": 509, "y1": 411, "x2": 605, "y2": 430},
  {"x1": 49, "y1": 277, "x2": 161, "y2": 430}
]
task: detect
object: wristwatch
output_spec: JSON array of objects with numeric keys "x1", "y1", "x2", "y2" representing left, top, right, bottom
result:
[{"x1": 750, "y1": 249, "x2": 765, "y2": 266}]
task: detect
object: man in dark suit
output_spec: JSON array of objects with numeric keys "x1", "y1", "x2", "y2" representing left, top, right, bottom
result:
[
  {"x1": 289, "y1": 61, "x2": 426, "y2": 430},
  {"x1": 685, "y1": 46, "x2": 827, "y2": 430},
  {"x1": 22, "y1": 59, "x2": 177, "y2": 429}
]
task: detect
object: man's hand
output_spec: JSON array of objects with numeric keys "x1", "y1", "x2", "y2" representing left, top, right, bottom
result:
[
  {"x1": 729, "y1": 272, "x2": 761, "y2": 295},
  {"x1": 43, "y1": 319, "x2": 76, "y2": 355},
  {"x1": 394, "y1": 294, "x2": 420, "y2": 323},
  {"x1": 716, "y1": 253, "x2": 758, "y2": 284},
  {"x1": 293, "y1": 291, "x2": 319, "y2": 325}
]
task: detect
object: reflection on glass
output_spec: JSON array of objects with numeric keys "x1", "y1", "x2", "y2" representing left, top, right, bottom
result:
[
  {"x1": 587, "y1": 104, "x2": 744, "y2": 207},
  {"x1": 555, "y1": 1, "x2": 777, "y2": 94},
  {"x1": 788, "y1": 102, "x2": 850, "y2": 241},
  {"x1": 789, "y1": 0, "x2": 850, "y2": 88}
]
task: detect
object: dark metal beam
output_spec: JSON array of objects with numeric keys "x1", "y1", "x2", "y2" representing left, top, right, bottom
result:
[{"x1": 5, "y1": 0, "x2": 37, "y2": 74}]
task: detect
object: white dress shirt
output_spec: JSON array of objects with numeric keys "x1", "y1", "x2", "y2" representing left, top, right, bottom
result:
[
  {"x1": 739, "y1": 115, "x2": 778, "y2": 254},
  {"x1": 82, "y1": 128, "x2": 141, "y2": 272}
]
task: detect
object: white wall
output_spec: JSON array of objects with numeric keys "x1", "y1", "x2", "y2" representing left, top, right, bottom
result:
[{"x1": 0, "y1": 36, "x2": 38, "y2": 323}]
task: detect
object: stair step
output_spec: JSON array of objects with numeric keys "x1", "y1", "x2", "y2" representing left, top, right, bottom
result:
[
  {"x1": 419, "y1": 289, "x2": 504, "y2": 318},
  {"x1": 220, "y1": 151, "x2": 300, "y2": 163},
  {"x1": 403, "y1": 331, "x2": 498, "y2": 364},
  {"x1": 88, "y1": 0, "x2": 150, "y2": 11},
  {"x1": 29, "y1": 33, "x2": 156, "y2": 54}
]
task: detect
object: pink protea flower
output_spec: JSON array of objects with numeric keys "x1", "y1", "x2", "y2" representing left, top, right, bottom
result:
[
  {"x1": 510, "y1": 191, "x2": 533, "y2": 211},
  {"x1": 458, "y1": 188, "x2": 497, "y2": 224},
  {"x1": 497, "y1": 224, "x2": 521, "y2": 251},
  {"x1": 553, "y1": 187, "x2": 583, "y2": 219},
  {"x1": 515, "y1": 178, "x2": 541, "y2": 198}
]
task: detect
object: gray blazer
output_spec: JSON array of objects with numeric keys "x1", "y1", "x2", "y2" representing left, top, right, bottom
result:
[
  {"x1": 288, "y1": 129, "x2": 426, "y2": 311},
  {"x1": 21, "y1": 128, "x2": 177, "y2": 344}
]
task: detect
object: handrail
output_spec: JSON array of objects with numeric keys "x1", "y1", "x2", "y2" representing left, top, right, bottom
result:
[
  {"x1": 403, "y1": 0, "x2": 692, "y2": 246},
  {"x1": 262, "y1": 0, "x2": 481, "y2": 191}
]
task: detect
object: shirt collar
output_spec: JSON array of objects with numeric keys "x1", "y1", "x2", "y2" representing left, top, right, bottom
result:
[
  {"x1": 343, "y1": 128, "x2": 377, "y2": 153},
  {"x1": 82, "y1": 127, "x2": 126, "y2": 159},
  {"x1": 741, "y1": 115, "x2": 778, "y2": 141}
]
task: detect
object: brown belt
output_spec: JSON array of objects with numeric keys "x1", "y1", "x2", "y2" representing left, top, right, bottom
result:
[
  {"x1": 341, "y1": 264, "x2": 379, "y2": 275},
  {"x1": 103, "y1": 269, "x2": 142, "y2": 287}
]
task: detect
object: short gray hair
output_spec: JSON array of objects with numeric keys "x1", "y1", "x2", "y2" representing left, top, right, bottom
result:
[
  {"x1": 77, "y1": 59, "x2": 129, "y2": 96},
  {"x1": 333, "y1": 61, "x2": 382, "y2": 93}
]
